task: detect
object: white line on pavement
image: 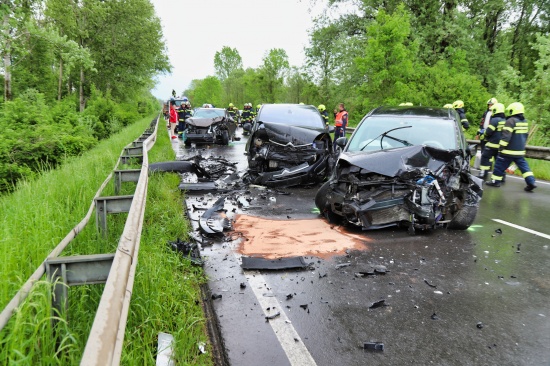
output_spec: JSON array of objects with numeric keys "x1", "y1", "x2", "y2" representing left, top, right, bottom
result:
[
  {"x1": 492, "y1": 219, "x2": 550, "y2": 240},
  {"x1": 244, "y1": 270, "x2": 318, "y2": 366}
]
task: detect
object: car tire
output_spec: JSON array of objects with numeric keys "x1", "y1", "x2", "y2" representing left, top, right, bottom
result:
[
  {"x1": 447, "y1": 204, "x2": 478, "y2": 230},
  {"x1": 315, "y1": 181, "x2": 330, "y2": 211},
  {"x1": 220, "y1": 130, "x2": 229, "y2": 145}
]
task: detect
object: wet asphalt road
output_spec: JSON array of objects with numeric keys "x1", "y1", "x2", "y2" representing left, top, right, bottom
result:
[{"x1": 170, "y1": 129, "x2": 550, "y2": 366}]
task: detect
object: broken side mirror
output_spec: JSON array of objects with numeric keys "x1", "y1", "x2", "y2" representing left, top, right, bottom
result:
[
  {"x1": 328, "y1": 125, "x2": 335, "y2": 133},
  {"x1": 335, "y1": 137, "x2": 348, "y2": 149}
]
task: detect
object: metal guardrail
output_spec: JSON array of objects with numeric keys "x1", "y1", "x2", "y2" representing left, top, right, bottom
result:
[
  {"x1": 466, "y1": 139, "x2": 550, "y2": 161},
  {"x1": 0, "y1": 116, "x2": 159, "y2": 365},
  {"x1": 345, "y1": 127, "x2": 549, "y2": 161}
]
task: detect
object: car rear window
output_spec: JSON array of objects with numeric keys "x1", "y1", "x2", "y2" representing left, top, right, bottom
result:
[
  {"x1": 347, "y1": 116, "x2": 458, "y2": 152},
  {"x1": 258, "y1": 105, "x2": 324, "y2": 128}
]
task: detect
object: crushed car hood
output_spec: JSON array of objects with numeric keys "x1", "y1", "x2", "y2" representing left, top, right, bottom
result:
[
  {"x1": 261, "y1": 122, "x2": 325, "y2": 146},
  {"x1": 339, "y1": 145, "x2": 462, "y2": 177},
  {"x1": 186, "y1": 117, "x2": 224, "y2": 128}
]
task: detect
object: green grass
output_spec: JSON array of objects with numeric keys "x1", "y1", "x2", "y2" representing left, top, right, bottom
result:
[{"x1": 0, "y1": 116, "x2": 211, "y2": 364}]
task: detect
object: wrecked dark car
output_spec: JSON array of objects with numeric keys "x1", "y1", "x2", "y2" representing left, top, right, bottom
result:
[
  {"x1": 245, "y1": 104, "x2": 334, "y2": 187},
  {"x1": 184, "y1": 108, "x2": 237, "y2": 146},
  {"x1": 315, "y1": 106, "x2": 483, "y2": 233}
]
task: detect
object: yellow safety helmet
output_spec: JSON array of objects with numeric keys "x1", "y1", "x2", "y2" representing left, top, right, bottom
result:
[
  {"x1": 299, "y1": 102, "x2": 305, "y2": 105},
  {"x1": 257, "y1": 104, "x2": 262, "y2": 109},
  {"x1": 399, "y1": 102, "x2": 413, "y2": 106},
  {"x1": 318, "y1": 104, "x2": 326, "y2": 111},
  {"x1": 506, "y1": 102, "x2": 524, "y2": 116},
  {"x1": 486, "y1": 97, "x2": 498, "y2": 105},
  {"x1": 443, "y1": 104, "x2": 453, "y2": 108},
  {"x1": 491, "y1": 103, "x2": 505, "y2": 115},
  {"x1": 452, "y1": 100, "x2": 464, "y2": 109},
  {"x1": 229, "y1": 103, "x2": 234, "y2": 107}
]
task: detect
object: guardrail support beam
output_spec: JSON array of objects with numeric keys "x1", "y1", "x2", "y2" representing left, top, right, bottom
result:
[
  {"x1": 46, "y1": 254, "x2": 114, "y2": 322},
  {"x1": 121, "y1": 155, "x2": 143, "y2": 165},
  {"x1": 95, "y1": 195, "x2": 134, "y2": 237},
  {"x1": 114, "y1": 169, "x2": 141, "y2": 195}
]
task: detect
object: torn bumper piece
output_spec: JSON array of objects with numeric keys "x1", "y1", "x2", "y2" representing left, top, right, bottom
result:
[
  {"x1": 179, "y1": 181, "x2": 232, "y2": 193},
  {"x1": 252, "y1": 154, "x2": 330, "y2": 187},
  {"x1": 241, "y1": 256, "x2": 308, "y2": 270},
  {"x1": 199, "y1": 196, "x2": 230, "y2": 235}
]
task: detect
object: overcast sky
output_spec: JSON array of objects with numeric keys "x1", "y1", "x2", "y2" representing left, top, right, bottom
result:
[{"x1": 150, "y1": 0, "x2": 327, "y2": 99}]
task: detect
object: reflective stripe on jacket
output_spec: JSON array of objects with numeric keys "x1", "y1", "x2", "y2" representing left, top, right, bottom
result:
[
  {"x1": 499, "y1": 115, "x2": 528, "y2": 156},
  {"x1": 483, "y1": 115, "x2": 505, "y2": 149}
]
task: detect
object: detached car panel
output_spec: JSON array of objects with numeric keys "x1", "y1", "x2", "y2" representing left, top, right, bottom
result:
[
  {"x1": 245, "y1": 104, "x2": 334, "y2": 187},
  {"x1": 316, "y1": 106, "x2": 483, "y2": 232}
]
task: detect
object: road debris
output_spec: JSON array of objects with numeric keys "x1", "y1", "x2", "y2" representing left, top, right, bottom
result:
[
  {"x1": 241, "y1": 256, "x2": 308, "y2": 270},
  {"x1": 424, "y1": 279, "x2": 437, "y2": 288},
  {"x1": 476, "y1": 322, "x2": 484, "y2": 329},
  {"x1": 335, "y1": 262, "x2": 351, "y2": 269},
  {"x1": 431, "y1": 312, "x2": 440, "y2": 320},
  {"x1": 211, "y1": 293, "x2": 222, "y2": 300},
  {"x1": 364, "y1": 342, "x2": 384, "y2": 351},
  {"x1": 168, "y1": 238, "x2": 203, "y2": 265},
  {"x1": 199, "y1": 196, "x2": 230, "y2": 235},
  {"x1": 369, "y1": 300, "x2": 388, "y2": 309},
  {"x1": 265, "y1": 312, "x2": 281, "y2": 321}
]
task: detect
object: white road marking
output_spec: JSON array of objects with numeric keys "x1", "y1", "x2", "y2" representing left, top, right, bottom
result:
[
  {"x1": 244, "y1": 270, "x2": 317, "y2": 366},
  {"x1": 492, "y1": 219, "x2": 550, "y2": 240}
]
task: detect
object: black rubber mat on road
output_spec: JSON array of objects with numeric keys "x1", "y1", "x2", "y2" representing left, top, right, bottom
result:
[{"x1": 241, "y1": 256, "x2": 308, "y2": 270}]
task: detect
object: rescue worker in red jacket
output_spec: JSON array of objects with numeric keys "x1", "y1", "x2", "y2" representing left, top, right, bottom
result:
[
  {"x1": 334, "y1": 103, "x2": 348, "y2": 147},
  {"x1": 169, "y1": 101, "x2": 178, "y2": 139},
  {"x1": 486, "y1": 102, "x2": 536, "y2": 191}
]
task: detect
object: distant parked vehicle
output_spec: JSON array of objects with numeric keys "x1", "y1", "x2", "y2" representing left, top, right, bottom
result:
[{"x1": 184, "y1": 108, "x2": 237, "y2": 146}]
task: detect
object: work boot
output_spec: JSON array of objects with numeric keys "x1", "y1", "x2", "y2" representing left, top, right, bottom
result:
[
  {"x1": 524, "y1": 183, "x2": 537, "y2": 192},
  {"x1": 501, "y1": 174, "x2": 506, "y2": 184},
  {"x1": 478, "y1": 170, "x2": 488, "y2": 180},
  {"x1": 486, "y1": 180, "x2": 501, "y2": 187}
]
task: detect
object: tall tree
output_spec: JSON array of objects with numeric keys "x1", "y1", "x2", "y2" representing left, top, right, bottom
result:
[
  {"x1": 258, "y1": 48, "x2": 289, "y2": 102},
  {"x1": 214, "y1": 46, "x2": 243, "y2": 81}
]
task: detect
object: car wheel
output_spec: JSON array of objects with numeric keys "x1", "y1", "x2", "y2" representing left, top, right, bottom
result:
[
  {"x1": 447, "y1": 204, "x2": 478, "y2": 230},
  {"x1": 220, "y1": 130, "x2": 229, "y2": 145},
  {"x1": 315, "y1": 181, "x2": 331, "y2": 211}
]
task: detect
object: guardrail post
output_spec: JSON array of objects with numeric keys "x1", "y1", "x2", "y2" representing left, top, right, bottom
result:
[
  {"x1": 94, "y1": 195, "x2": 134, "y2": 238},
  {"x1": 114, "y1": 170, "x2": 141, "y2": 195},
  {"x1": 46, "y1": 254, "x2": 115, "y2": 325}
]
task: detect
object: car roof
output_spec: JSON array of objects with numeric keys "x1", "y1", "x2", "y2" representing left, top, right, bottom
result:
[
  {"x1": 195, "y1": 108, "x2": 225, "y2": 112},
  {"x1": 368, "y1": 106, "x2": 455, "y2": 119}
]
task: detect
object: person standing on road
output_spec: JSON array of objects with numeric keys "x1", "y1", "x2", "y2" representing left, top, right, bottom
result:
[
  {"x1": 334, "y1": 103, "x2": 348, "y2": 147},
  {"x1": 177, "y1": 102, "x2": 186, "y2": 137},
  {"x1": 169, "y1": 101, "x2": 178, "y2": 139},
  {"x1": 478, "y1": 102, "x2": 506, "y2": 181},
  {"x1": 486, "y1": 102, "x2": 536, "y2": 191},
  {"x1": 453, "y1": 100, "x2": 469, "y2": 130},
  {"x1": 227, "y1": 103, "x2": 238, "y2": 123},
  {"x1": 318, "y1": 104, "x2": 329, "y2": 128}
]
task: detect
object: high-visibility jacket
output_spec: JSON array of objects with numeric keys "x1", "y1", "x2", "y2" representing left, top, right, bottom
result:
[
  {"x1": 483, "y1": 113, "x2": 506, "y2": 149},
  {"x1": 498, "y1": 114, "x2": 528, "y2": 156},
  {"x1": 320, "y1": 110, "x2": 329, "y2": 125},
  {"x1": 335, "y1": 110, "x2": 348, "y2": 127},
  {"x1": 177, "y1": 105, "x2": 186, "y2": 122}
]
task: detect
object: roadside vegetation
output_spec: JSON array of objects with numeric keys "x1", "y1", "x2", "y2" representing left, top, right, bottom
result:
[
  {"x1": 1, "y1": 0, "x2": 170, "y2": 193},
  {"x1": 0, "y1": 118, "x2": 210, "y2": 364}
]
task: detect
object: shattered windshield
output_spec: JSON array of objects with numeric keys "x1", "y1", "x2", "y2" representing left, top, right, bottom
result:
[
  {"x1": 258, "y1": 104, "x2": 325, "y2": 129},
  {"x1": 193, "y1": 109, "x2": 226, "y2": 118},
  {"x1": 347, "y1": 116, "x2": 458, "y2": 152}
]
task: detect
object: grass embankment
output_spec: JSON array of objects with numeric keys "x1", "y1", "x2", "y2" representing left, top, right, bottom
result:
[{"x1": 0, "y1": 116, "x2": 210, "y2": 364}]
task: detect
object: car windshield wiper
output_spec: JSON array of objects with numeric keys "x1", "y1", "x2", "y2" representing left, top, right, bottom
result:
[{"x1": 360, "y1": 126, "x2": 413, "y2": 151}]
